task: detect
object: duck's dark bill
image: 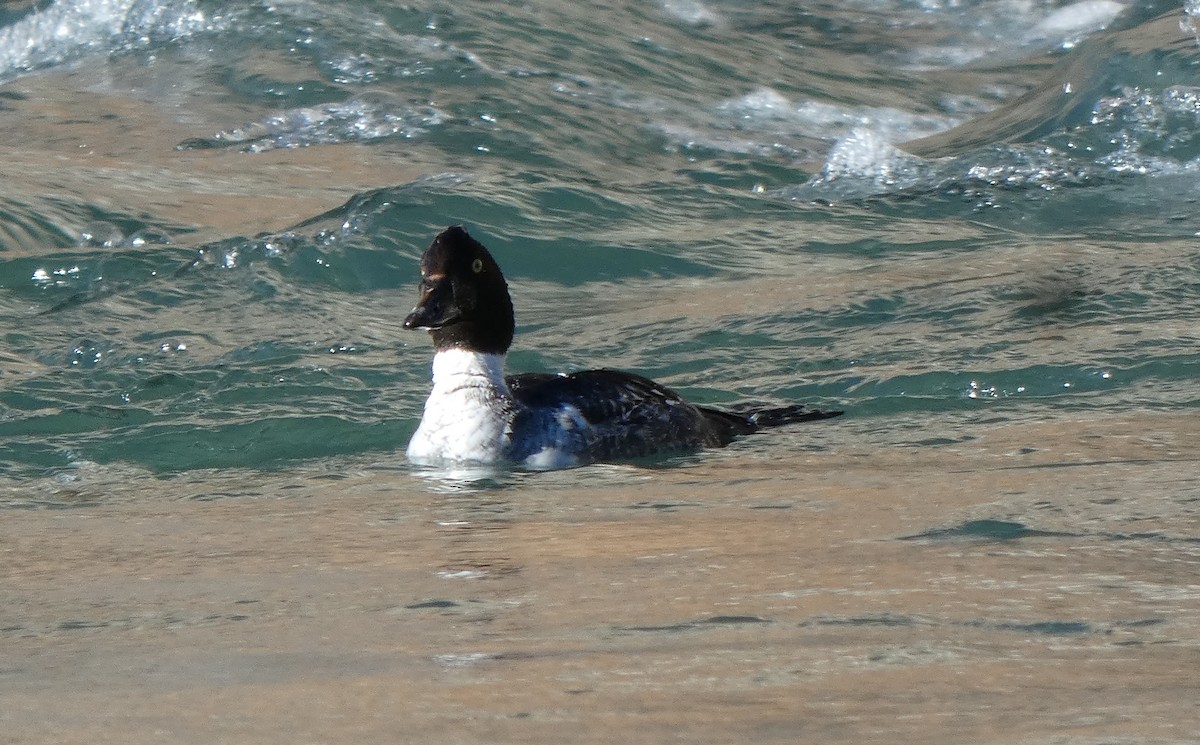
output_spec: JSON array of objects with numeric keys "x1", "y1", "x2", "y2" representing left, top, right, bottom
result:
[{"x1": 403, "y1": 281, "x2": 458, "y2": 330}]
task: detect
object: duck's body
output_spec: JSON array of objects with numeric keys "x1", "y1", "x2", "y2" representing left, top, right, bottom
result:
[{"x1": 404, "y1": 226, "x2": 840, "y2": 470}]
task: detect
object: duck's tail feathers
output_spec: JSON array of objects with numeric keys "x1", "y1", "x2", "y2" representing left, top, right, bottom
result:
[
  {"x1": 745, "y1": 404, "x2": 844, "y2": 428},
  {"x1": 697, "y1": 403, "x2": 843, "y2": 440}
]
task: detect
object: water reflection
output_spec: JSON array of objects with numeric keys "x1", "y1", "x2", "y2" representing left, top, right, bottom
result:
[
  {"x1": 430, "y1": 486, "x2": 519, "y2": 582},
  {"x1": 411, "y1": 462, "x2": 519, "y2": 493}
]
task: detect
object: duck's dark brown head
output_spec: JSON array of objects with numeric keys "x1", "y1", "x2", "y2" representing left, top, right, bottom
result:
[{"x1": 402, "y1": 226, "x2": 514, "y2": 355}]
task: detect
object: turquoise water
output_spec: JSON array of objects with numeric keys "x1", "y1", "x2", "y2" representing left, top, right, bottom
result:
[{"x1": 1, "y1": 0, "x2": 1199, "y2": 480}]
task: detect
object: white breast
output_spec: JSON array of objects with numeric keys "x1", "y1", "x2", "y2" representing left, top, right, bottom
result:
[{"x1": 407, "y1": 349, "x2": 513, "y2": 465}]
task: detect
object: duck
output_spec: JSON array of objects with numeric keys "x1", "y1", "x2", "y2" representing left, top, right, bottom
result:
[{"x1": 403, "y1": 226, "x2": 841, "y2": 469}]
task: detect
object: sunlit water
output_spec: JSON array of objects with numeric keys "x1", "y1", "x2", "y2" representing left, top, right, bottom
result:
[{"x1": 3, "y1": 1, "x2": 1200, "y2": 742}]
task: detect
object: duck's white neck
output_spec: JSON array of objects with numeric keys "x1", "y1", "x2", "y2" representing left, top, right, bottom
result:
[
  {"x1": 429, "y1": 348, "x2": 508, "y2": 392},
  {"x1": 407, "y1": 348, "x2": 513, "y2": 465}
]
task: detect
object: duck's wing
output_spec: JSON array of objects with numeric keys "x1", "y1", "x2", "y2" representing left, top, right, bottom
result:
[
  {"x1": 506, "y1": 369, "x2": 746, "y2": 460},
  {"x1": 506, "y1": 369, "x2": 843, "y2": 463}
]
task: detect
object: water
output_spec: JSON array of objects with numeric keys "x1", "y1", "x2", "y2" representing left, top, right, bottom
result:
[{"x1": 3, "y1": 1, "x2": 1200, "y2": 743}]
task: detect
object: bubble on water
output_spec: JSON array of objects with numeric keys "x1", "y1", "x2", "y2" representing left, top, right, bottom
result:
[
  {"x1": 966, "y1": 379, "x2": 999, "y2": 399},
  {"x1": 68, "y1": 340, "x2": 109, "y2": 368},
  {"x1": 128, "y1": 228, "x2": 172, "y2": 247},
  {"x1": 79, "y1": 221, "x2": 124, "y2": 248},
  {"x1": 32, "y1": 265, "x2": 83, "y2": 287}
]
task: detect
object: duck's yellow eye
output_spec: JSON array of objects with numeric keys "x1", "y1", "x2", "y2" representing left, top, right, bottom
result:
[{"x1": 472, "y1": 258, "x2": 484, "y2": 273}]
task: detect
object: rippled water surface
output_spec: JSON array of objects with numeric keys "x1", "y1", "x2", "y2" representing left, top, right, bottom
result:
[
  {"x1": 0, "y1": 0, "x2": 1197, "y2": 479},
  {"x1": 3, "y1": 1, "x2": 1200, "y2": 743}
]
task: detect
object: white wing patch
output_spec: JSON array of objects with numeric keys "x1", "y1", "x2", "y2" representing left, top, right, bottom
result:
[
  {"x1": 522, "y1": 446, "x2": 580, "y2": 470},
  {"x1": 556, "y1": 404, "x2": 588, "y2": 431}
]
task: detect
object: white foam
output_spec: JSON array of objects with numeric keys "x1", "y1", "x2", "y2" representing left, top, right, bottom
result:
[
  {"x1": 782, "y1": 127, "x2": 934, "y2": 200},
  {"x1": 659, "y1": 0, "x2": 719, "y2": 27},
  {"x1": 193, "y1": 94, "x2": 447, "y2": 152},
  {"x1": 0, "y1": 0, "x2": 214, "y2": 78},
  {"x1": 819, "y1": 127, "x2": 927, "y2": 185},
  {"x1": 1185, "y1": 0, "x2": 1200, "y2": 45},
  {"x1": 1034, "y1": 1, "x2": 1125, "y2": 39},
  {"x1": 717, "y1": 87, "x2": 956, "y2": 142},
  {"x1": 894, "y1": 0, "x2": 1126, "y2": 69}
]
